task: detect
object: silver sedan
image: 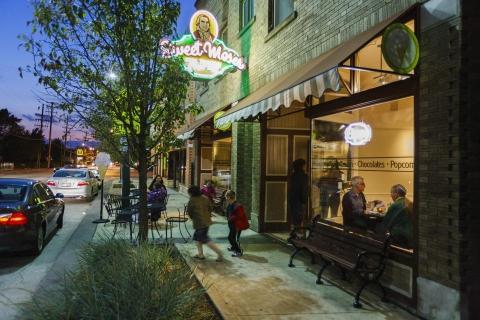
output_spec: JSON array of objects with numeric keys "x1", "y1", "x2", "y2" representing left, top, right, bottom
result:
[{"x1": 47, "y1": 169, "x2": 99, "y2": 200}]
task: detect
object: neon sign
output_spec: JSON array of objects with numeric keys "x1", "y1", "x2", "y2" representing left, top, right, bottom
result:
[
  {"x1": 344, "y1": 122, "x2": 372, "y2": 146},
  {"x1": 160, "y1": 10, "x2": 246, "y2": 80}
]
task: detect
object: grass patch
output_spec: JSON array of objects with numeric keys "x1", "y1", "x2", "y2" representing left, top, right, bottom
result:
[{"x1": 21, "y1": 238, "x2": 219, "y2": 320}]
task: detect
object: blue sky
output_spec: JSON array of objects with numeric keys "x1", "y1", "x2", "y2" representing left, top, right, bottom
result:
[{"x1": 0, "y1": 0, "x2": 195, "y2": 139}]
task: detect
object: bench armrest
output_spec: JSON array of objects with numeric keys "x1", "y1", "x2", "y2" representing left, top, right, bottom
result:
[
  {"x1": 288, "y1": 226, "x2": 313, "y2": 242},
  {"x1": 354, "y1": 251, "x2": 387, "y2": 274}
]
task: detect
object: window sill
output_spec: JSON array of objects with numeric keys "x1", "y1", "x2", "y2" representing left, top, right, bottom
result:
[
  {"x1": 264, "y1": 11, "x2": 298, "y2": 43},
  {"x1": 237, "y1": 16, "x2": 256, "y2": 38}
]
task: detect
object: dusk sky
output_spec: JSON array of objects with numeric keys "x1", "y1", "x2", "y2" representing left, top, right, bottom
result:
[{"x1": 0, "y1": 0, "x2": 196, "y2": 140}]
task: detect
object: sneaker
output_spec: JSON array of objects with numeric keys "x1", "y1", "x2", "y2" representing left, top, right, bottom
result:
[
  {"x1": 216, "y1": 256, "x2": 224, "y2": 262},
  {"x1": 231, "y1": 251, "x2": 243, "y2": 257},
  {"x1": 193, "y1": 255, "x2": 205, "y2": 260}
]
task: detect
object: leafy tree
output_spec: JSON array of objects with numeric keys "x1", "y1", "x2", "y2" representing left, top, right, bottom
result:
[
  {"x1": 0, "y1": 109, "x2": 45, "y2": 166},
  {"x1": 22, "y1": 0, "x2": 200, "y2": 240}
]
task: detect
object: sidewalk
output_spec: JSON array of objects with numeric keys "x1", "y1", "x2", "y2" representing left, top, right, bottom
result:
[{"x1": 94, "y1": 188, "x2": 416, "y2": 319}]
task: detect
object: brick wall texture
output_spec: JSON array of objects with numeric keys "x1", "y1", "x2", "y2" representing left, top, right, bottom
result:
[
  {"x1": 193, "y1": 0, "x2": 471, "y2": 307},
  {"x1": 459, "y1": 0, "x2": 480, "y2": 318}
]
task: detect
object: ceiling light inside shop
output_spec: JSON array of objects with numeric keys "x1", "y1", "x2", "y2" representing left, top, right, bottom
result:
[{"x1": 344, "y1": 122, "x2": 372, "y2": 146}]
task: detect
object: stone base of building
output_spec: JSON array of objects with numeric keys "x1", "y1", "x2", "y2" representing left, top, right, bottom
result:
[{"x1": 417, "y1": 277, "x2": 460, "y2": 320}]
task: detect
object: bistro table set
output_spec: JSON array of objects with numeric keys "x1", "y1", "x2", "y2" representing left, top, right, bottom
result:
[{"x1": 104, "y1": 190, "x2": 191, "y2": 244}]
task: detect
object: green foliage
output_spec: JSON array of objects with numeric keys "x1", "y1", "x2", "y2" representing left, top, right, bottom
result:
[
  {"x1": 0, "y1": 108, "x2": 46, "y2": 166},
  {"x1": 22, "y1": 0, "x2": 202, "y2": 167},
  {"x1": 21, "y1": 0, "x2": 203, "y2": 240},
  {"x1": 20, "y1": 238, "x2": 218, "y2": 320}
]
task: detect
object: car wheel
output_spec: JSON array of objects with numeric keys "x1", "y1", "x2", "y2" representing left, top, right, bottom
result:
[
  {"x1": 32, "y1": 224, "x2": 45, "y2": 255},
  {"x1": 57, "y1": 209, "x2": 64, "y2": 229}
]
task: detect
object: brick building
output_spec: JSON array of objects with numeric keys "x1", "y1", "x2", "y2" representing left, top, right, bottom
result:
[{"x1": 168, "y1": 0, "x2": 479, "y2": 318}]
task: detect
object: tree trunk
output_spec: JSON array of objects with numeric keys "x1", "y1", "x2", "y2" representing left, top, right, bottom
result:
[{"x1": 137, "y1": 147, "x2": 149, "y2": 242}]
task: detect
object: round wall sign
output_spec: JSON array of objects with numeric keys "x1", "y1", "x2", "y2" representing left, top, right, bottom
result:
[
  {"x1": 381, "y1": 23, "x2": 419, "y2": 74},
  {"x1": 344, "y1": 122, "x2": 372, "y2": 146},
  {"x1": 214, "y1": 111, "x2": 231, "y2": 131}
]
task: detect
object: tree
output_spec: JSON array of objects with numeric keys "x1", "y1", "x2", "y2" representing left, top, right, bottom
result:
[{"x1": 22, "y1": 0, "x2": 201, "y2": 240}]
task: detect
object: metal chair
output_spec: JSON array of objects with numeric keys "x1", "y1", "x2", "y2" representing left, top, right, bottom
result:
[
  {"x1": 106, "y1": 195, "x2": 137, "y2": 241},
  {"x1": 165, "y1": 206, "x2": 191, "y2": 244}
]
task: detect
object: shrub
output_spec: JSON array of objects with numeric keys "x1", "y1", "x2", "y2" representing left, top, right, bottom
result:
[{"x1": 21, "y1": 238, "x2": 217, "y2": 320}]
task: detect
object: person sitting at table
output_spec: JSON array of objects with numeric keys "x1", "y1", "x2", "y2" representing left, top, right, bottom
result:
[
  {"x1": 377, "y1": 184, "x2": 413, "y2": 248},
  {"x1": 341, "y1": 176, "x2": 368, "y2": 229},
  {"x1": 147, "y1": 181, "x2": 167, "y2": 221}
]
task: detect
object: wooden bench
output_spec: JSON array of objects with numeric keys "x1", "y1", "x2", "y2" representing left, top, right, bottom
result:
[{"x1": 288, "y1": 221, "x2": 391, "y2": 308}]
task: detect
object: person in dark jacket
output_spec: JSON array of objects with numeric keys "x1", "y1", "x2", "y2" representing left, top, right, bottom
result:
[
  {"x1": 187, "y1": 186, "x2": 223, "y2": 262},
  {"x1": 288, "y1": 159, "x2": 309, "y2": 233},
  {"x1": 225, "y1": 190, "x2": 249, "y2": 257},
  {"x1": 377, "y1": 184, "x2": 413, "y2": 248},
  {"x1": 341, "y1": 176, "x2": 368, "y2": 229}
]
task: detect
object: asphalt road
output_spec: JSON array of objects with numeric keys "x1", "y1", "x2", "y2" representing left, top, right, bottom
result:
[{"x1": 0, "y1": 169, "x2": 101, "y2": 319}]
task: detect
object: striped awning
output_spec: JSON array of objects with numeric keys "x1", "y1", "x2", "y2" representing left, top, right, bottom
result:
[
  {"x1": 215, "y1": 68, "x2": 340, "y2": 127},
  {"x1": 215, "y1": 6, "x2": 412, "y2": 128},
  {"x1": 176, "y1": 129, "x2": 195, "y2": 140}
]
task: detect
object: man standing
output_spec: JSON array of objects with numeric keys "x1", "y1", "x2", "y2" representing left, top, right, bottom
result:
[{"x1": 288, "y1": 159, "x2": 309, "y2": 236}]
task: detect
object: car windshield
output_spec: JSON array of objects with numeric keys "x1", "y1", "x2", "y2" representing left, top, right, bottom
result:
[
  {"x1": 53, "y1": 170, "x2": 87, "y2": 178},
  {"x1": 0, "y1": 184, "x2": 28, "y2": 202}
]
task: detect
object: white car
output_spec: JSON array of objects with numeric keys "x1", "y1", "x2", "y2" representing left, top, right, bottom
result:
[{"x1": 47, "y1": 169, "x2": 99, "y2": 200}]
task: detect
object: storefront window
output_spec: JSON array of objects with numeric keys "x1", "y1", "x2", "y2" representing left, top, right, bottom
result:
[
  {"x1": 212, "y1": 137, "x2": 232, "y2": 189},
  {"x1": 338, "y1": 20, "x2": 415, "y2": 94},
  {"x1": 311, "y1": 97, "x2": 414, "y2": 249}
]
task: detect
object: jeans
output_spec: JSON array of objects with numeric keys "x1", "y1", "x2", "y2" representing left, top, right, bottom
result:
[{"x1": 228, "y1": 221, "x2": 242, "y2": 253}]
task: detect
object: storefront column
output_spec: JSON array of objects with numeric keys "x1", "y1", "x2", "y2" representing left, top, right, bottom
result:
[{"x1": 231, "y1": 121, "x2": 261, "y2": 232}]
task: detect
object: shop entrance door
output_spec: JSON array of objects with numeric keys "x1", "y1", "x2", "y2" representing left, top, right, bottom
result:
[{"x1": 263, "y1": 133, "x2": 310, "y2": 232}]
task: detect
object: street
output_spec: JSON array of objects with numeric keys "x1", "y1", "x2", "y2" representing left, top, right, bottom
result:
[{"x1": 0, "y1": 168, "x2": 101, "y2": 319}]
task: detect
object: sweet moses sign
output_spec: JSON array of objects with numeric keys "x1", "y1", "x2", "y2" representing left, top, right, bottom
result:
[{"x1": 160, "y1": 10, "x2": 247, "y2": 80}]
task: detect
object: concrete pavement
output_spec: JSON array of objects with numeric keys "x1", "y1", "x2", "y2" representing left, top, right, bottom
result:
[
  {"x1": 0, "y1": 169, "x2": 101, "y2": 320},
  {"x1": 96, "y1": 188, "x2": 417, "y2": 320}
]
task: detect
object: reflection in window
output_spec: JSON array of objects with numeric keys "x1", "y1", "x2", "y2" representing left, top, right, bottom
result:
[
  {"x1": 270, "y1": 0, "x2": 294, "y2": 30},
  {"x1": 311, "y1": 97, "x2": 414, "y2": 249},
  {"x1": 240, "y1": 0, "x2": 254, "y2": 30},
  {"x1": 338, "y1": 20, "x2": 415, "y2": 94},
  {"x1": 212, "y1": 137, "x2": 232, "y2": 189}
]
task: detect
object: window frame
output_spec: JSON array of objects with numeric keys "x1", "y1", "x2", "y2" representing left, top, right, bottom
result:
[
  {"x1": 240, "y1": 0, "x2": 254, "y2": 31},
  {"x1": 268, "y1": 0, "x2": 295, "y2": 32}
]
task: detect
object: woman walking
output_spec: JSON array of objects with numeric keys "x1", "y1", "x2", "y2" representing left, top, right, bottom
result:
[{"x1": 186, "y1": 186, "x2": 224, "y2": 262}]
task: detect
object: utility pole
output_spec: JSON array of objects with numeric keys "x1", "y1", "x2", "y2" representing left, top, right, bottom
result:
[
  {"x1": 47, "y1": 103, "x2": 54, "y2": 169},
  {"x1": 34, "y1": 104, "x2": 45, "y2": 168},
  {"x1": 62, "y1": 113, "x2": 69, "y2": 166}
]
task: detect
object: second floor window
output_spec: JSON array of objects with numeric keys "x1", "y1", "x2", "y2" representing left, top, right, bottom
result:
[
  {"x1": 269, "y1": 0, "x2": 294, "y2": 31},
  {"x1": 241, "y1": 0, "x2": 254, "y2": 30}
]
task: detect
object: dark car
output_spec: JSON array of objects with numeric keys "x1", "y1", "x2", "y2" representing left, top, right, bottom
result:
[{"x1": 0, "y1": 178, "x2": 65, "y2": 255}]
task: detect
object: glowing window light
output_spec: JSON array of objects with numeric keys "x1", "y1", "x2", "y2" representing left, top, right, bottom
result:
[{"x1": 344, "y1": 122, "x2": 372, "y2": 146}]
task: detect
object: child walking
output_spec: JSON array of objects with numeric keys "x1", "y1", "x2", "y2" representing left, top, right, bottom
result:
[
  {"x1": 186, "y1": 186, "x2": 224, "y2": 262},
  {"x1": 225, "y1": 190, "x2": 250, "y2": 257}
]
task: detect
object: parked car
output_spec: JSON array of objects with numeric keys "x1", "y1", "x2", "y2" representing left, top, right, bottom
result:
[
  {"x1": 0, "y1": 178, "x2": 65, "y2": 254},
  {"x1": 88, "y1": 169, "x2": 102, "y2": 189},
  {"x1": 47, "y1": 169, "x2": 99, "y2": 200}
]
